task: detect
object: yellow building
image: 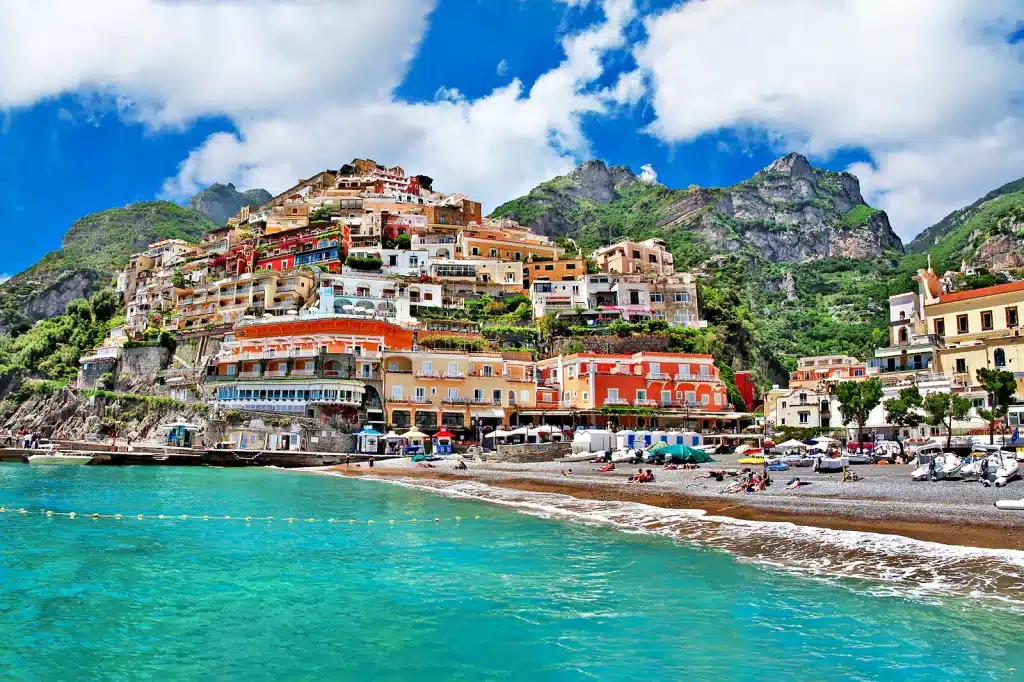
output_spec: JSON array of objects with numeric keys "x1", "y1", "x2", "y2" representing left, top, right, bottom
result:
[
  {"x1": 173, "y1": 270, "x2": 314, "y2": 330},
  {"x1": 924, "y1": 280, "x2": 1024, "y2": 396},
  {"x1": 382, "y1": 350, "x2": 535, "y2": 436}
]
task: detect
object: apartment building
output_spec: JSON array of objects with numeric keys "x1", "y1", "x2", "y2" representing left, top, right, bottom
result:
[
  {"x1": 522, "y1": 258, "x2": 585, "y2": 292},
  {"x1": 531, "y1": 279, "x2": 586, "y2": 318},
  {"x1": 592, "y1": 238, "x2": 675, "y2": 277},
  {"x1": 788, "y1": 355, "x2": 868, "y2": 389},
  {"x1": 209, "y1": 317, "x2": 413, "y2": 426},
  {"x1": 382, "y1": 350, "x2": 535, "y2": 436},
  {"x1": 173, "y1": 270, "x2": 314, "y2": 330},
  {"x1": 926, "y1": 280, "x2": 1024, "y2": 397},
  {"x1": 869, "y1": 290, "x2": 942, "y2": 386},
  {"x1": 458, "y1": 227, "x2": 563, "y2": 263},
  {"x1": 530, "y1": 352, "x2": 733, "y2": 430},
  {"x1": 255, "y1": 224, "x2": 348, "y2": 273},
  {"x1": 314, "y1": 272, "x2": 441, "y2": 325},
  {"x1": 649, "y1": 274, "x2": 705, "y2": 328}
]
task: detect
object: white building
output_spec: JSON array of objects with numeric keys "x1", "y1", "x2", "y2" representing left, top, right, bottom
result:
[
  {"x1": 532, "y1": 280, "x2": 586, "y2": 318},
  {"x1": 347, "y1": 247, "x2": 429, "y2": 277}
]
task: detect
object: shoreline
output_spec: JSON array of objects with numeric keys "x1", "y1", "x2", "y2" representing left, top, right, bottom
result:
[{"x1": 330, "y1": 463, "x2": 1024, "y2": 551}]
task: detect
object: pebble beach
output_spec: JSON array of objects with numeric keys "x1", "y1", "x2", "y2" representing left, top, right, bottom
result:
[{"x1": 332, "y1": 452, "x2": 1024, "y2": 551}]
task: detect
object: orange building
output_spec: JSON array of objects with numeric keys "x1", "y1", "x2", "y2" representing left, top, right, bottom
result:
[
  {"x1": 789, "y1": 355, "x2": 867, "y2": 389},
  {"x1": 526, "y1": 352, "x2": 743, "y2": 430},
  {"x1": 522, "y1": 258, "x2": 586, "y2": 292}
]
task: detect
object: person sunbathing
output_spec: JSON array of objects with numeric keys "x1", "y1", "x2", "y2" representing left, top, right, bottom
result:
[
  {"x1": 598, "y1": 463, "x2": 616, "y2": 473},
  {"x1": 697, "y1": 470, "x2": 726, "y2": 481},
  {"x1": 560, "y1": 468, "x2": 574, "y2": 477}
]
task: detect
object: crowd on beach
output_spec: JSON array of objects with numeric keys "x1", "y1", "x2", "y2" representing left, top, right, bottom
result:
[{"x1": 2, "y1": 429, "x2": 42, "y2": 449}]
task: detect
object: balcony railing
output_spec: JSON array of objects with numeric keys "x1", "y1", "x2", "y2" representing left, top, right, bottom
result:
[
  {"x1": 442, "y1": 371, "x2": 466, "y2": 380},
  {"x1": 416, "y1": 370, "x2": 440, "y2": 379},
  {"x1": 291, "y1": 368, "x2": 316, "y2": 378},
  {"x1": 646, "y1": 372, "x2": 671, "y2": 381},
  {"x1": 603, "y1": 399, "x2": 630, "y2": 406},
  {"x1": 264, "y1": 369, "x2": 289, "y2": 378},
  {"x1": 239, "y1": 371, "x2": 262, "y2": 380},
  {"x1": 634, "y1": 399, "x2": 659, "y2": 407},
  {"x1": 410, "y1": 396, "x2": 432, "y2": 404}
]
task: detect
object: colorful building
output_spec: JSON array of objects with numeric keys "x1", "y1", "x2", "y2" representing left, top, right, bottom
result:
[
  {"x1": 592, "y1": 238, "x2": 675, "y2": 277},
  {"x1": 527, "y1": 352, "x2": 738, "y2": 430},
  {"x1": 789, "y1": 355, "x2": 868, "y2": 389},
  {"x1": 382, "y1": 350, "x2": 535, "y2": 437}
]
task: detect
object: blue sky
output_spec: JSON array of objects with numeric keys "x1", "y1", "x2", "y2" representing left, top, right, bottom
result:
[{"x1": 0, "y1": 0, "x2": 1022, "y2": 277}]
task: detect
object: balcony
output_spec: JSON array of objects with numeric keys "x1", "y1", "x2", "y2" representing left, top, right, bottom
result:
[
  {"x1": 468, "y1": 398, "x2": 502, "y2": 406},
  {"x1": 265, "y1": 369, "x2": 289, "y2": 379},
  {"x1": 291, "y1": 368, "x2": 316, "y2": 378},
  {"x1": 634, "y1": 399, "x2": 659, "y2": 407},
  {"x1": 441, "y1": 397, "x2": 472, "y2": 405},
  {"x1": 646, "y1": 372, "x2": 670, "y2": 381},
  {"x1": 410, "y1": 396, "x2": 432, "y2": 404},
  {"x1": 603, "y1": 398, "x2": 630, "y2": 406},
  {"x1": 503, "y1": 373, "x2": 535, "y2": 383},
  {"x1": 442, "y1": 371, "x2": 466, "y2": 380},
  {"x1": 310, "y1": 396, "x2": 362, "y2": 407},
  {"x1": 416, "y1": 370, "x2": 440, "y2": 379},
  {"x1": 239, "y1": 371, "x2": 262, "y2": 380}
]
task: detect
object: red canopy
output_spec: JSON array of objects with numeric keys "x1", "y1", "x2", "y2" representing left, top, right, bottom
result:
[{"x1": 433, "y1": 429, "x2": 455, "y2": 439}]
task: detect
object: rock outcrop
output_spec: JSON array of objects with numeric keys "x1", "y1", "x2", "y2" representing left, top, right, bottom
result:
[
  {"x1": 188, "y1": 183, "x2": 272, "y2": 226},
  {"x1": 491, "y1": 153, "x2": 903, "y2": 263}
]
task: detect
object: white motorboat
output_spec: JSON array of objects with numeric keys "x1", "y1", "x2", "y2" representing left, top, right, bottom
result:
[
  {"x1": 995, "y1": 499, "x2": 1024, "y2": 510},
  {"x1": 610, "y1": 448, "x2": 642, "y2": 464},
  {"x1": 911, "y1": 453, "x2": 962, "y2": 481},
  {"x1": 27, "y1": 453, "x2": 93, "y2": 465},
  {"x1": 845, "y1": 450, "x2": 874, "y2": 465},
  {"x1": 959, "y1": 457, "x2": 984, "y2": 481},
  {"x1": 813, "y1": 456, "x2": 849, "y2": 472},
  {"x1": 560, "y1": 451, "x2": 601, "y2": 463},
  {"x1": 981, "y1": 452, "x2": 1020, "y2": 488}
]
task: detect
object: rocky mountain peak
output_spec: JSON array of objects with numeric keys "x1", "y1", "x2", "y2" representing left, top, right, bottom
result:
[
  {"x1": 759, "y1": 153, "x2": 814, "y2": 180},
  {"x1": 187, "y1": 183, "x2": 272, "y2": 226},
  {"x1": 566, "y1": 160, "x2": 637, "y2": 203}
]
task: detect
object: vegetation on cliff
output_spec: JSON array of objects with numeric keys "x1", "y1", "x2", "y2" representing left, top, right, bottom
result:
[
  {"x1": 187, "y1": 182, "x2": 271, "y2": 226},
  {"x1": 0, "y1": 202, "x2": 214, "y2": 331}
]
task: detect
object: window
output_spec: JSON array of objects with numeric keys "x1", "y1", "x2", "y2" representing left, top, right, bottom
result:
[
  {"x1": 632, "y1": 250, "x2": 641, "y2": 259},
  {"x1": 655, "y1": 312, "x2": 666, "y2": 321},
  {"x1": 661, "y1": 390, "x2": 672, "y2": 405},
  {"x1": 995, "y1": 348, "x2": 1007, "y2": 367},
  {"x1": 955, "y1": 358, "x2": 967, "y2": 374},
  {"x1": 391, "y1": 386, "x2": 403, "y2": 399},
  {"x1": 676, "y1": 391, "x2": 683, "y2": 399},
  {"x1": 582, "y1": 391, "x2": 589, "y2": 402},
  {"x1": 1008, "y1": 307, "x2": 1019, "y2": 328},
  {"x1": 492, "y1": 389, "x2": 502, "y2": 404},
  {"x1": 422, "y1": 361, "x2": 433, "y2": 373},
  {"x1": 545, "y1": 264, "x2": 554, "y2": 271},
  {"x1": 470, "y1": 247, "x2": 480, "y2": 256},
  {"x1": 489, "y1": 249, "x2": 498, "y2": 258},
  {"x1": 982, "y1": 310, "x2": 994, "y2": 331},
  {"x1": 520, "y1": 390, "x2": 529, "y2": 403},
  {"x1": 650, "y1": 293, "x2": 664, "y2": 303},
  {"x1": 799, "y1": 411, "x2": 810, "y2": 424},
  {"x1": 447, "y1": 388, "x2": 459, "y2": 400},
  {"x1": 934, "y1": 318, "x2": 945, "y2": 336},
  {"x1": 474, "y1": 389, "x2": 484, "y2": 402},
  {"x1": 566, "y1": 365, "x2": 575, "y2": 379},
  {"x1": 782, "y1": 401, "x2": 787, "y2": 409},
  {"x1": 957, "y1": 315, "x2": 969, "y2": 334},
  {"x1": 700, "y1": 394, "x2": 709, "y2": 405},
  {"x1": 686, "y1": 390, "x2": 696, "y2": 404},
  {"x1": 714, "y1": 394, "x2": 724, "y2": 406},
  {"x1": 630, "y1": 291, "x2": 640, "y2": 305},
  {"x1": 673, "y1": 292, "x2": 690, "y2": 303},
  {"x1": 508, "y1": 390, "x2": 516, "y2": 405},
  {"x1": 482, "y1": 365, "x2": 493, "y2": 377},
  {"x1": 607, "y1": 388, "x2": 619, "y2": 403},
  {"x1": 225, "y1": 365, "x2": 236, "y2": 376},
  {"x1": 566, "y1": 263, "x2": 576, "y2": 270},
  {"x1": 637, "y1": 390, "x2": 647, "y2": 402},
  {"x1": 514, "y1": 252, "x2": 522, "y2": 261},
  {"x1": 649, "y1": 254, "x2": 658, "y2": 263},
  {"x1": 447, "y1": 362, "x2": 458, "y2": 376},
  {"x1": 415, "y1": 387, "x2": 425, "y2": 401}
]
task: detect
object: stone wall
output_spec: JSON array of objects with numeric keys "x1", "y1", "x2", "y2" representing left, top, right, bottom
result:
[
  {"x1": 491, "y1": 441, "x2": 572, "y2": 463},
  {"x1": 116, "y1": 347, "x2": 171, "y2": 392},
  {"x1": 551, "y1": 335, "x2": 671, "y2": 356},
  {"x1": 79, "y1": 357, "x2": 118, "y2": 389}
]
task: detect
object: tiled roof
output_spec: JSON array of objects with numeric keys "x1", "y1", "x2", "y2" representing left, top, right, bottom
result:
[{"x1": 937, "y1": 281, "x2": 1024, "y2": 304}]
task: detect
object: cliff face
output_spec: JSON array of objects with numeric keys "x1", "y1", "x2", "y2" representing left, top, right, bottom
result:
[
  {"x1": 491, "y1": 153, "x2": 903, "y2": 264},
  {"x1": 0, "y1": 202, "x2": 214, "y2": 332},
  {"x1": 187, "y1": 183, "x2": 272, "y2": 226}
]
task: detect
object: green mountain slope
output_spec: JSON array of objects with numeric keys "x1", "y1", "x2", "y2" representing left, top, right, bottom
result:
[
  {"x1": 188, "y1": 183, "x2": 271, "y2": 226},
  {"x1": 0, "y1": 202, "x2": 214, "y2": 333},
  {"x1": 907, "y1": 176, "x2": 1024, "y2": 254}
]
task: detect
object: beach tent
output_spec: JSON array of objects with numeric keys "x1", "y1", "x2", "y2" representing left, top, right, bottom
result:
[
  {"x1": 659, "y1": 444, "x2": 717, "y2": 464},
  {"x1": 573, "y1": 429, "x2": 612, "y2": 454},
  {"x1": 355, "y1": 427, "x2": 382, "y2": 454},
  {"x1": 433, "y1": 428, "x2": 455, "y2": 455},
  {"x1": 614, "y1": 430, "x2": 637, "y2": 450}
]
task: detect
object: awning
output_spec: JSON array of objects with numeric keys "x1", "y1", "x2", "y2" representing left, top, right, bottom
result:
[
  {"x1": 356, "y1": 427, "x2": 383, "y2": 436},
  {"x1": 433, "y1": 428, "x2": 455, "y2": 439},
  {"x1": 403, "y1": 428, "x2": 427, "y2": 440},
  {"x1": 470, "y1": 408, "x2": 504, "y2": 419}
]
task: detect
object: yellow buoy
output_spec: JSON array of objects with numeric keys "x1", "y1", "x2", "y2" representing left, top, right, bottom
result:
[
  {"x1": 137, "y1": 514, "x2": 144, "y2": 520},
  {"x1": 455, "y1": 516, "x2": 461, "y2": 521},
  {"x1": 68, "y1": 512, "x2": 76, "y2": 519},
  {"x1": 225, "y1": 516, "x2": 231, "y2": 520},
  {"x1": 475, "y1": 515, "x2": 480, "y2": 519},
  {"x1": 307, "y1": 518, "x2": 315, "y2": 523},
  {"x1": 115, "y1": 514, "x2": 123, "y2": 520},
  {"x1": 245, "y1": 516, "x2": 252, "y2": 521},
  {"x1": 288, "y1": 518, "x2": 295, "y2": 523},
  {"x1": 411, "y1": 519, "x2": 417, "y2": 523},
  {"x1": 203, "y1": 515, "x2": 209, "y2": 520}
]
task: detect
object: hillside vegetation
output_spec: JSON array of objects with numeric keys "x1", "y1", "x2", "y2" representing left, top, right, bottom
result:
[{"x1": 0, "y1": 202, "x2": 214, "y2": 332}]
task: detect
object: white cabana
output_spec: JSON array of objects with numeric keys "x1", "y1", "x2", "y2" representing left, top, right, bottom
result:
[
  {"x1": 355, "y1": 427, "x2": 382, "y2": 454},
  {"x1": 614, "y1": 430, "x2": 637, "y2": 450},
  {"x1": 572, "y1": 429, "x2": 612, "y2": 453}
]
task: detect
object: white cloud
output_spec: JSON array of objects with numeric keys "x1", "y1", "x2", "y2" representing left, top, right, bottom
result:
[
  {"x1": 496, "y1": 59, "x2": 509, "y2": 77},
  {"x1": 161, "y1": 0, "x2": 639, "y2": 210},
  {"x1": 638, "y1": 163, "x2": 658, "y2": 184},
  {"x1": 635, "y1": 0, "x2": 1024, "y2": 237},
  {"x1": 0, "y1": 0, "x2": 639, "y2": 214}
]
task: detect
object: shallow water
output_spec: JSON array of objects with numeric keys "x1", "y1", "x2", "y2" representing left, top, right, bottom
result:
[{"x1": 1, "y1": 464, "x2": 1022, "y2": 681}]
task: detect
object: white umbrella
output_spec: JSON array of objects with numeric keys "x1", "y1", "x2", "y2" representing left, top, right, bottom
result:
[
  {"x1": 507, "y1": 427, "x2": 529, "y2": 436},
  {"x1": 776, "y1": 439, "x2": 807, "y2": 449}
]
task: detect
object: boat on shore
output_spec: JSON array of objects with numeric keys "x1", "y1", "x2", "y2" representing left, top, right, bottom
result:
[{"x1": 27, "y1": 452, "x2": 94, "y2": 465}]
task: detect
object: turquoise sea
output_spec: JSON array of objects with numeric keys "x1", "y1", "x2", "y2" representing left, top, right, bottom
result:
[{"x1": 1, "y1": 464, "x2": 1023, "y2": 681}]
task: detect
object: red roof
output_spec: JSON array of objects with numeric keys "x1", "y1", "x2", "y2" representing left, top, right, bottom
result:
[
  {"x1": 433, "y1": 429, "x2": 454, "y2": 439},
  {"x1": 938, "y1": 281, "x2": 1024, "y2": 304}
]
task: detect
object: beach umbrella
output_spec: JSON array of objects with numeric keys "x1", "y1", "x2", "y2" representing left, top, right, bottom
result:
[
  {"x1": 403, "y1": 428, "x2": 427, "y2": 441},
  {"x1": 777, "y1": 439, "x2": 807, "y2": 450}
]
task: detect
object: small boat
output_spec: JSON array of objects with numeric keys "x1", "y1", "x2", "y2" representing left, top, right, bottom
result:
[
  {"x1": 28, "y1": 452, "x2": 93, "y2": 465},
  {"x1": 981, "y1": 452, "x2": 1020, "y2": 488},
  {"x1": 995, "y1": 499, "x2": 1024, "y2": 511},
  {"x1": 610, "y1": 448, "x2": 642, "y2": 464},
  {"x1": 560, "y1": 451, "x2": 600, "y2": 463},
  {"x1": 911, "y1": 453, "x2": 962, "y2": 481},
  {"x1": 813, "y1": 456, "x2": 849, "y2": 473},
  {"x1": 845, "y1": 451, "x2": 874, "y2": 465}
]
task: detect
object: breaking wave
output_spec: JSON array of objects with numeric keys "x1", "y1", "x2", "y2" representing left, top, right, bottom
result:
[{"x1": 338, "y1": 473, "x2": 1024, "y2": 607}]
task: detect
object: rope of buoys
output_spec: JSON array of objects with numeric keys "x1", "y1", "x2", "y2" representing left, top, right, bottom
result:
[{"x1": 0, "y1": 506, "x2": 484, "y2": 526}]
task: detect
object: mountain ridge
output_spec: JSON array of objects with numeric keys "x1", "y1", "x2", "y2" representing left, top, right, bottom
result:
[{"x1": 187, "y1": 182, "x2": 271, "y2": 226}]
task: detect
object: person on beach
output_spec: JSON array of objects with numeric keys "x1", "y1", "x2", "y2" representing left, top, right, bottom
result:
[
  {"x1": 368, "y1": 456, "x2": 375, "y2": 468},
  {"x1": 599, "y1": 462, "x2": 615, "y2": 473},
  {"x1": 645, "y1": 469, "x2": 655, "y2": 483},
  {"x1": 344, "y1": 455, "x2": 351, "y2": 468}
]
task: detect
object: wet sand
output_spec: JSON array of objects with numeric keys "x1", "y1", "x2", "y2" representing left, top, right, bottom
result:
[{"x1": 330, "y1": 457, "x2": 1024, "y2": 551}]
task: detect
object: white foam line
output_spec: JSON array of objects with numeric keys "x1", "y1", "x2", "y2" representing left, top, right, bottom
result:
[{"x1": 313, "y1": 471, "x2": 1024, "y2": 607}]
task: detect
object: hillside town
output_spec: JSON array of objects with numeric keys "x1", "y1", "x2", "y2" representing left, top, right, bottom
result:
[{"x1": 74, "y1": 158, "x2": 1024, "y2": 456}]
